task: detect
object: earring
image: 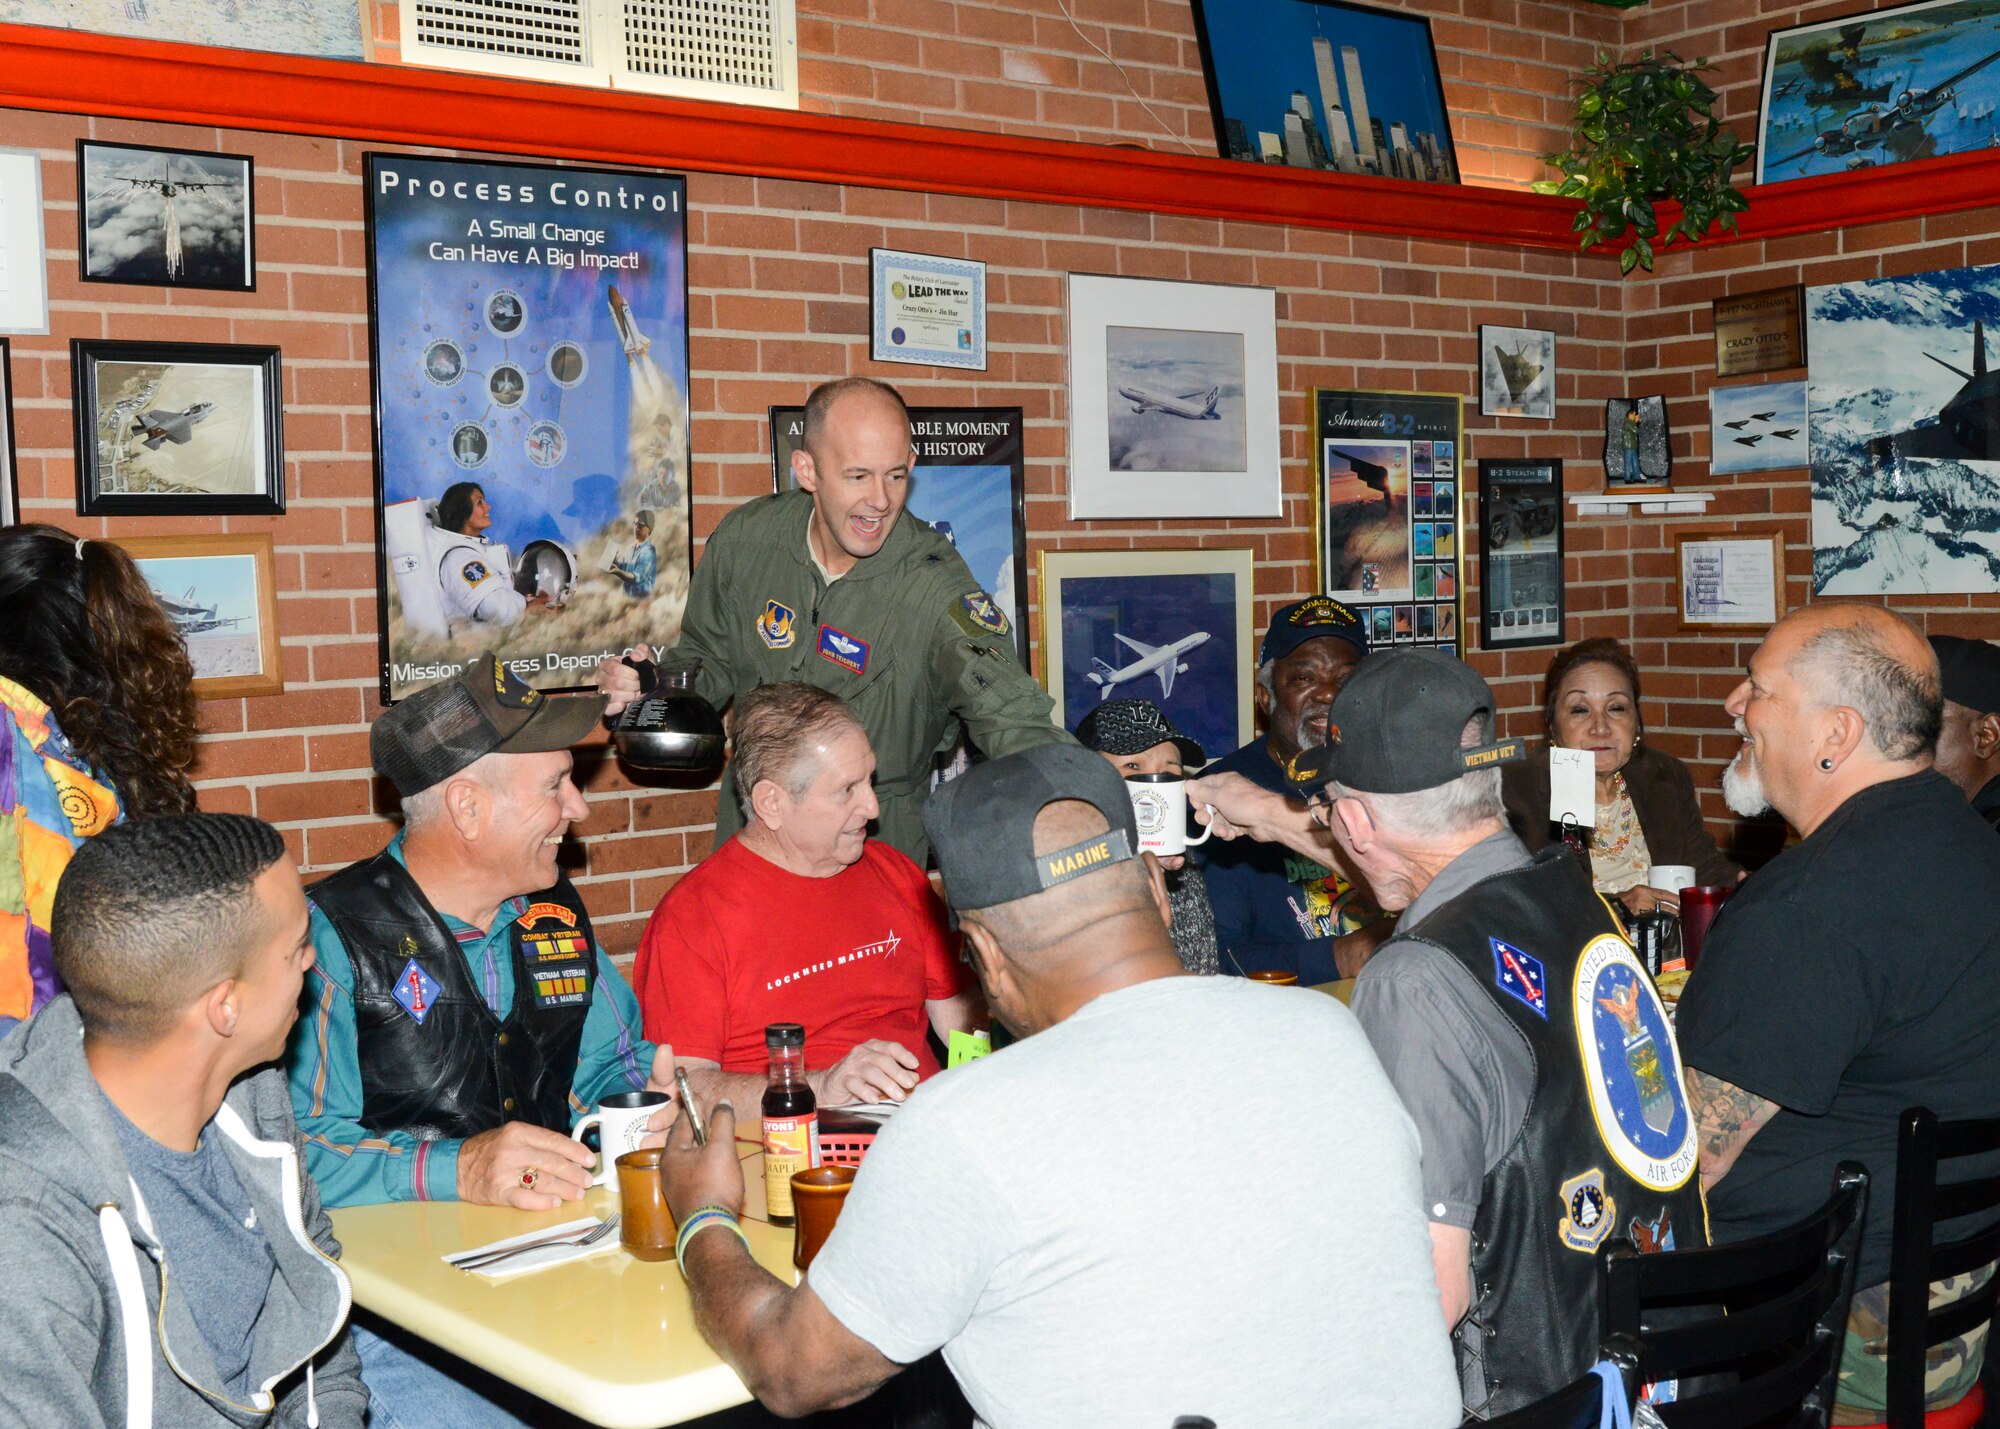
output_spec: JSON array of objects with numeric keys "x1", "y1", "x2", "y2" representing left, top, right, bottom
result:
[{"x1": 1819, "y1": 757, "x2": 1834, "y2": 771}]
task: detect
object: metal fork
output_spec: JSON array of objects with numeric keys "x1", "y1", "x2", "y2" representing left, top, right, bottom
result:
[{"x1": 453, "y1": 1216, "x2": 621, "y2": 1272}]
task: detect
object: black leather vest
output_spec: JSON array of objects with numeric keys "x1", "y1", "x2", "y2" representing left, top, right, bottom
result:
[
  {"x1": 308, "y1": 852, "x2": 596, "y2": 1141},
  {"x1": 1412, "y1": 849, "x2": 1707, "y2": 1419}
]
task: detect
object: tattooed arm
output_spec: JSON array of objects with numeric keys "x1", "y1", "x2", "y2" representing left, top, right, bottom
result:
[{"x1": 1684, "y1": 1068, "x2": 1780, "y2": 1191}]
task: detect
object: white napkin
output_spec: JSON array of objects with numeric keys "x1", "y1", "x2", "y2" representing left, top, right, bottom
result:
[{"x1": 442, "y1": 1217, "x2": 621, "y2": 1280}]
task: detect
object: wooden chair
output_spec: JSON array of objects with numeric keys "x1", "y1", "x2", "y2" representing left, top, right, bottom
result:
[
  {"x1": 1600, "y1": 1163, "x2": 1869, "y2": 1429},
  {"x1": 1868, "y1": 1106, "x2": 2000, "y2": 1429},
  {"x1": 1472, "y1": 1336, "x2": 1643, "y2": 1429}
]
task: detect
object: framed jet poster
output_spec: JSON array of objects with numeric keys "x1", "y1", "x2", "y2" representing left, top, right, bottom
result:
[
  {"x1": 1478, "y1": 456, "x2": 1565, "y2": 650},
  {"x1": 364, "y1": 153, "x2": 691, "y2": 701},
  {"x1": 1313, "y1": 388, "x2": 1464, "y2": 658}
]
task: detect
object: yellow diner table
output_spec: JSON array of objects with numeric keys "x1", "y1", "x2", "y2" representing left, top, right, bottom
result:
[
  {"x1": 1309, "y1": 977, "x2": 1357, "y2": 1005},
  {"x1": 328, "y1": 1141, "x2": 788, "y2": 1429}
]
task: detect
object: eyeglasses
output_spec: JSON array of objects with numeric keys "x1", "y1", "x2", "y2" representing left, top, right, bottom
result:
[{"x1": 1303, "y1": 788, "x2": 1334, "y2": 829}]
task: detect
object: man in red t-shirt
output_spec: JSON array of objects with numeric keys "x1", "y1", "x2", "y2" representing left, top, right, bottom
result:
[{"x1": 635, "y1": 683, "x2": 984, "y2": 1108}]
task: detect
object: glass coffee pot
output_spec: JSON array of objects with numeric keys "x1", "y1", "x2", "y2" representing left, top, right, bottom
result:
[{"x1": 611, "y1": 655, "x2": 725, "y2": 774}]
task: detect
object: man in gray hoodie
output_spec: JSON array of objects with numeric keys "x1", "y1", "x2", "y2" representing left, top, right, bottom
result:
[{"x1": 0, "y1": 812, "x2": 366, "y2": 1428}]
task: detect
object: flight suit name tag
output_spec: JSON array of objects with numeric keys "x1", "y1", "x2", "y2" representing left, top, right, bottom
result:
[{"x1": 818, "y1": 624, "x2": 869, "y2": 674}]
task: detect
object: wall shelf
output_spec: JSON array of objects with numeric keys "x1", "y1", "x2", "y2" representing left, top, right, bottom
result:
[
  {"x1": 3, "y1": 24, "x2": 1999, "y2": 255},
  {"x1": 1570, "y1": 491, "x2": 1714, "y2": 516}
]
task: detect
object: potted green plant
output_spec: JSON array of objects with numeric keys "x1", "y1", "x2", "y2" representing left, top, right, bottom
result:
[{"x1": 1533, "y1": 50, "x2": 1753, "y2": 274}]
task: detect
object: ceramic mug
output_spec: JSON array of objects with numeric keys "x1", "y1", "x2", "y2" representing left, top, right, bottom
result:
[
  {"x1": 1125, "y1": 773, "x2": 1214, "y2": 857},
  {"x1": 572, "y1": 1090, "x2": 669, "y2": 1188}
]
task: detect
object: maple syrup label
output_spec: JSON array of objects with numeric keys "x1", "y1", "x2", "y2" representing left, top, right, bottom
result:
[{"x1": 763, "y1": 1113, "x2": 819, "y2": 1219}]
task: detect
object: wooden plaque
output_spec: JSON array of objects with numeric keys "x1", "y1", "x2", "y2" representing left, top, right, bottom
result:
[{"x1": 1712, "y1": 285, "x2": 1805, "y2": 377}]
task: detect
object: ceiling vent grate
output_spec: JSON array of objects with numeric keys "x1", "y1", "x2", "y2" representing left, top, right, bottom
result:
[{"x1": 401, "y1": 0, "x2": 797, "y2": 106}]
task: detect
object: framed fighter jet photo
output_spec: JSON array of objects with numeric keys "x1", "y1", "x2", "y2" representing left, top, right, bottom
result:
[
  {"x1": 77, "y1": 140, "x2": 256, "y2": 293},
  {"x1": 70, "y1": 339, "x2": 285, "y2": 518},
  {"x1": 1038, "y1": 547, "x2": 1256, "y2": 760},
  {"x1": 1758, "y1": 0, "x2": 2000, "y2": 186},
  {"x1": 1479, "y1": 324, "x2": 1555, "y2": 419},
  {"x1": 112, "y1": 532, "x2": 285, "y2": 699}
]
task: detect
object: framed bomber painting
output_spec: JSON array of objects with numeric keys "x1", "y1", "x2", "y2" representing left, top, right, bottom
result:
[
  {"x1": 1313, "y1": 388, "x2": 1464, "y2": 658},
  {"x1": 78, "y1": 140, "x2": 255, "y2": 293},
  {"x1": 771, "y1": 404, "x2": 1029, "y2": 665},
  {"x1": 114, "y1": 532, "x2": 284, "y2": 699},
  {"x1": 1039, "y1": 547, "x2": 1256, "y2": 759}
]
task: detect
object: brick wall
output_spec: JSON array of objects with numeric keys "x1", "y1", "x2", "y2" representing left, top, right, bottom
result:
[
  {"x1": 360, "y1": 0, "x2": 1608, "y2": 188},
  {"x1": 5, "y1": 100, "x2": 1629, "y2": 953}
]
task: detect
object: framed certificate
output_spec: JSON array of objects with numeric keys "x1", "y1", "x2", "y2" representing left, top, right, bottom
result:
[
  {"x1": 1676, "y1": 529, "x2": 1787, "y2": 631},
  {"x1": 871, "y1": 248, "x2": 986, "y2": 370}
]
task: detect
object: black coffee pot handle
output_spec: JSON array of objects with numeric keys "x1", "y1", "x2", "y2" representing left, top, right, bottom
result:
[{"x1": 622, "y1": 654, "x2": 660, "y2": 696}]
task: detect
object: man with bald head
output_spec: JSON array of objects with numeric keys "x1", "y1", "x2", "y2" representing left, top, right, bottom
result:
[
  {"x1": 598, "y1": 376, "x2": 1065, "y2": 864},
  {"x1": 1678, "y1": 604, "x2": 2000, "y2": 1424},
  {"x1": 654, "y1": 743, "x2": 1457, "y2": 1427}
]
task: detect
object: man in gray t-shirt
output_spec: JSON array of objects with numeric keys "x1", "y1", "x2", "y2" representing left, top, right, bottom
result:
[{"x1": 660, "y1": 743, "x2": 1459, "y2": 1428}]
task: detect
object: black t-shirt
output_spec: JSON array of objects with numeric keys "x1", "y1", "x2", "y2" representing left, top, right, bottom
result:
[{"x1": 1675, "y1": 770, "x2": 2000, "y2": 1288}]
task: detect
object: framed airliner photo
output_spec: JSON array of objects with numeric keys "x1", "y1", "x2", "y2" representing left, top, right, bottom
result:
[{"x1": 1038, "y1": 547, "x2": 1256, "y2": 758}]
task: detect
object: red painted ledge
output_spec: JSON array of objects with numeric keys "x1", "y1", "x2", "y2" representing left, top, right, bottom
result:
[
  {"x1": 3, "y1": 24, "x2": 1998, "y2": 258},
  {"x1": 0, "y1": 23, "x2": 1582, "y2": 249}
]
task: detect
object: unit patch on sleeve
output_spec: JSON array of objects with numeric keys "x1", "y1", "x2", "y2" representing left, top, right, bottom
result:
[
  {"x1": 459, "y1": 560, "x2": 490, "y2": 586},
  {"x1": 1490, "y1": 937, "x2": 1548, "y2": 1019},
  {"x1": 817, "y1": 624, "x2": 869, "y2": 675},
  {"x1": 951, "y1": 590, "x2": 1011, "y2": 639},
  {"x1": 758, "y1": 599, "x2": 797, "y2": 650},
  {"x1": 1573, "y1": 934, "x2": 1699, "y2": 1192},
  {"x1": 393, "y1": 956, "x2": 442, "y2": 1025}
]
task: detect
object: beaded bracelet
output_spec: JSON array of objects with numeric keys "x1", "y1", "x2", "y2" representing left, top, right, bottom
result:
[{"x1": 675, "y1": 1205, "x2": 750, "y2": 1276}]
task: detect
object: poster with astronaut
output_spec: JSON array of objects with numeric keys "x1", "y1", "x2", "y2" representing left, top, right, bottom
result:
[{"x1": 365, "y1": 154, "x2": 691, "y2": 701}]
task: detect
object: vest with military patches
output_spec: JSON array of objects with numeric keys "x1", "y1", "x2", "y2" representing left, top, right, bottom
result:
[
  {"x1": 308, "y1": 853, "x2": 595, "y2": 1141},
  {"x1": 1411, "y1": 848, "x2": 1705, "y2": 1419}
]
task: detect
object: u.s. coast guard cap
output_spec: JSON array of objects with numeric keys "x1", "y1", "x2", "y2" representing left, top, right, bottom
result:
[{"x1": 922, "y1": 742, "x2": 1138, "y2": 911}]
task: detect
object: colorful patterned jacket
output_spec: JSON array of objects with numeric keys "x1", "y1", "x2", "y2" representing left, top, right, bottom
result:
[{"x1": 0, "y1": 676, "x2": 120, "y2": 1026}]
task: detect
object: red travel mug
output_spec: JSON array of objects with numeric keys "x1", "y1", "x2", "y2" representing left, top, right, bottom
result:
[{"x1": 1679, "y1": 885, "x2": 1734, "y2": 969}]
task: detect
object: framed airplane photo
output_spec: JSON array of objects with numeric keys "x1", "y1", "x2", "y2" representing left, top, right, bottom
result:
[{"x1": 1038, "y1": 547, "x2": 1256, "y2": 757}]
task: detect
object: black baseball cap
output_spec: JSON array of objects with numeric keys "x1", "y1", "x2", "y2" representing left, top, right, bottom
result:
[
  {"x1": 1261, "y1": 595, "x2": 1369, "y2": 665},
  {"x1": 1074, "y1": 698, "x2": 1206, "y2": 768},
  {"x1": 1286, "y1": 649, "x2": 1525, "y2": 796},
  {"x1": 372, "y1": 653, "x2": 606, "y2": 797},
  {"x1": 922, "y1": 743, "x2": 1139, "y2": 911},
  {"x1": 1930, "y1": 635, "x2": 2000, "y2": 716}
]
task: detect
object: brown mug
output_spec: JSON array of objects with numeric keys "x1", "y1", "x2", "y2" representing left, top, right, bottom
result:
[
  {"x1": 1245, "y1": 970, "x2": 1298, "y2": 986},
  {"x1": 616, "y1": 1148, "x2": 675, "y2": 1263},
  {"x1": 791, "y1": 1165, "x2": 857, "y2": 1271}
]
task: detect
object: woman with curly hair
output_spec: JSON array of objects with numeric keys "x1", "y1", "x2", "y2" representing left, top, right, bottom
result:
[{"x1": 0, "y1": 525, "x2": 198, "y2": 1030}]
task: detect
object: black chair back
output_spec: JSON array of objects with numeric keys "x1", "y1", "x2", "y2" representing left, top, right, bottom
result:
[
  {"x1": 1599, "y1": 1163, "x2": 1869, "y2": 1429},
  {"x1": 1471, "y1": 1335, "x2": 1643, "y2": 1429},
  {"x1": 1886, "y1": 1106, "x2": 2000, "y2": 1429}
]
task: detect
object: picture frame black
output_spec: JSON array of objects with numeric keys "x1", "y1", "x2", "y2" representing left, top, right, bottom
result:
[
  {"x1": 1477, "y1": 456, "x2": 1566, "y2": 651},
  {"x1": 76, "y1": 140, "x2": 256, "y2": 294},
  {"x1": 0, "y1": 338, "x2": 17, "y2": 525},
  {"x1": 1187, "y1": 0, "x2": 1460, "y2": 184},
  {"x1": 71, "y1": 339, "x2": 285, "y2": 517}
]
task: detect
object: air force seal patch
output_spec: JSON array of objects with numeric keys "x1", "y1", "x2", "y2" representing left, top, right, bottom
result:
[
  {"x1": 758, "y1": 599, "x2": 797, "y2": 650},
  {"x1": 962, "y1": 591, "x2": 1009, "y2": 635},
  {"x1": 393, "y1": 956, "x2": 442, "y2": 1026},
  {"x1": 1574, "y1": 934, "x2": 1698, "y2": 1191},
  {"x1": 1491, "y1": 937, "x2": 1547, "y2": 1019}
]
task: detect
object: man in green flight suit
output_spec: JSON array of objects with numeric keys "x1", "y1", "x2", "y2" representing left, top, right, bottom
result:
[{"x1": 599, "y1": 377, "x2": 1067, "y2": 863}]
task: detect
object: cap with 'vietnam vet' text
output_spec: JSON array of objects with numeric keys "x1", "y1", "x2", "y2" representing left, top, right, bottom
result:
[
  {"x1": 1285, "y1": 649, "x2": 1525, "y2": 796},
  {"x1": 922, "y1": 743, "x2": 1139, "y2": 912}
]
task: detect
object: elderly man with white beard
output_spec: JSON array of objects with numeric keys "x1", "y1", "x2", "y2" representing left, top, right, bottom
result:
[{"x1": 1676, "y1": 603, "x2": 2000, "y2": 1426}]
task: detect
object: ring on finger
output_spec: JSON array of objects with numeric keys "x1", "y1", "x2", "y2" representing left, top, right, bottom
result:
[{"x1": 521, "y1": 1165, "x2": 542, "y2": 1191}]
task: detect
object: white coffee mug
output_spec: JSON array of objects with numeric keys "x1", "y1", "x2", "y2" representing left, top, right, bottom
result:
[
  {"x1": 572, "y1": 1090, "x2": 669, "y2": 1187},
  {"x1": 1126, "y1": 773, "x2": 1214, "y2": 857},
  {"x1": 1646, "y1": 864, "x2": 1697, "y2": 894}
]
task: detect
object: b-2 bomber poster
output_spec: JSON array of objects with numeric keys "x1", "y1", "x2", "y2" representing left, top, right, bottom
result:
[{"x1": 365, "y1": 154, "x2": 691, "y2": 701}]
